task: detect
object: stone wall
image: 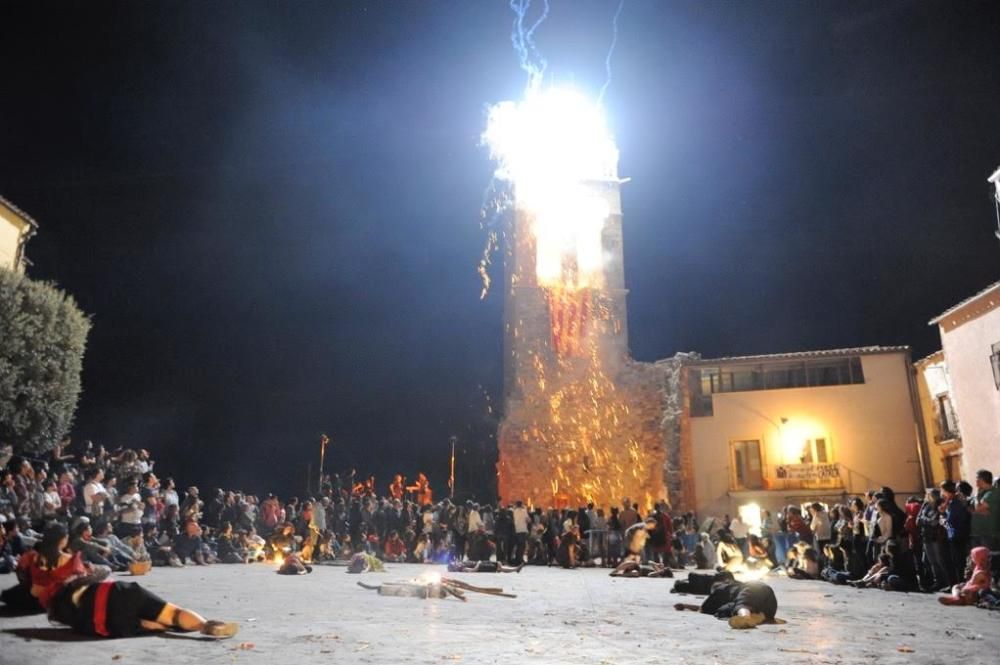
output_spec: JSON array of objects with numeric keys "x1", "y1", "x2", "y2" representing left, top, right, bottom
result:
[{"x1": 498, "y1": 356, "x2": 669, "y2": 510}]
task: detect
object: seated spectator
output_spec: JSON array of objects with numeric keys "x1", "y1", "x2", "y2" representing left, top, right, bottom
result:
[
  {"x1": 746, "y1": 534, "x2": 773, "y2": 570},
  {"x1": 716, "y1": 530, "x2": 744, "y2": 572},
  {"x1": 851, "y1": 553, "x2": 892, "y2": 589},
  {"x1": 881, "y1": 539, "x2": 918, "y2": 592},
  {"x1": 383, "y1": 530, "x2": 407, "y2": 562},
  {"x1": 173, "y1": 520, "x2": 209, "y2": 565},
  {"x1": 143, "y1": 525, "x2": 182, "y2": 568},
  {"x1": 939, "y1": 546, "x2": 992, "y2": 606},
  {"x1": 71, "y1": 520, "x2": 126, "y2": 571},
  {"x1": 787, "y1": 546, "x2": 820, "y2": 580},
  {"x1": 216, "y1": 522, "x2": 248, "y2": 564},
  {"x1": 92, "y1": 520, "x2": 137, "y2": 564}
]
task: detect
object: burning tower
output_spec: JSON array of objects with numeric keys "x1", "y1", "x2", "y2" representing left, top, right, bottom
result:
[{"x1": 488, "y1": 88, "x2": 669, "y2": 509}]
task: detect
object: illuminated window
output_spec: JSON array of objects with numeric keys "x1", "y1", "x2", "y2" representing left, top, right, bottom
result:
[
  {"x1": 731, "y1": 439, "x2": 764, "y2": 490},
  {"x1": 799, "y1": 438, "x2": 831, "y2": 464}
]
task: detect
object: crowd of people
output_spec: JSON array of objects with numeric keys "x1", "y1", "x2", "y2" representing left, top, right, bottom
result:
[{"x1": 1, "y1": 438, "x2": 999, "y2": 638}]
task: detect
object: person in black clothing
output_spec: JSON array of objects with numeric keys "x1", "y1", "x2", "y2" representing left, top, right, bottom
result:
[
  {"x1": 674, "y1": 579, "x2": 779, "y2": 629},
  {"x1": 173, "y1": 520, "x2": 208, "y2": 565}
]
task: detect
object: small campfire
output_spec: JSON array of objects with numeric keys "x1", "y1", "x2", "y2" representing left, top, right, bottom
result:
[{"x1": 358, "y1": 571, "x2": 516, "y2": 601}]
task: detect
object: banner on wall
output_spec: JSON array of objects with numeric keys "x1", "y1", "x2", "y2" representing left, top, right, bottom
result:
[{"x1": 775, "y1": 463, "x2": 840, "y2": 481}]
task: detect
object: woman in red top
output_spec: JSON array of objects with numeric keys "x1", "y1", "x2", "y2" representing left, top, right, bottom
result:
[{"x1": 32, "y1": 524, "x2": 240, "y2": 639}]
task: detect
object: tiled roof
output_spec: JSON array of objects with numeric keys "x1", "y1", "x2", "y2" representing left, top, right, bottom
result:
[
  {"x1": 685, "y1": 345, "x2": 910, "y2": 365},
  {"x1": 0, "y1": 194, "x2": 39, "y2": 228},
  {"x1": 928, "y1": 279, "x2": 1000, "y2": 325}
]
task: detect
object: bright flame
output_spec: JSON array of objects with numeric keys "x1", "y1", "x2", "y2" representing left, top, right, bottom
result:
[
  {"x1": 272, "y1": 551, "x2": 285, "y2": 567},
  {"x1": 733, "y1": 565, "x2": 770, "y2": 582},
  {"x1": 738, "y1": 502, "x2": 763, "y2": 537},
  {"x1": 419, "y1": 572, "x2": 442, "y2": 585},
  {"x1": 484, "y1": 85, "x2": 618, "y2": 290}
]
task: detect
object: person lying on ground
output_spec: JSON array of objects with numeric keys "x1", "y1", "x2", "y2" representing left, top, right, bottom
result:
[
  {"x1": 609, "y1": 560, "x2": 674, "y2": 578},
  {"x1": 939, "y1": 547, "x2": 991, "y2": 606},
  {"x1": 277, "y1": 552, "x2": 313, "y2": 575},
  {"x1": 447, "y1": 560, "x2": 524, "y2": 573},
  {"x1": 673, "y1": 579, "x2": 779, "y2": 629}
]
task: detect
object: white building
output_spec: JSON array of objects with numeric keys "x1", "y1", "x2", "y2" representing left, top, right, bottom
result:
[
  {"x1": 0, "y1": 195, "x2": 38, "y2": 273},
  {"x1": 930, "y1": 280, "x2": 1000, "y2": 481}
]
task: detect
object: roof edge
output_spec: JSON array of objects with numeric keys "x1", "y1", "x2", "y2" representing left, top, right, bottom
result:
[
  {"x1": 0, "y1": 195, "x2": 39, "y2": 228},
  {"x1": 929, "y1": 279, "x2": 1000, "y2": 325},
  {"x1": 681, "y1": 345, "x2": 911, "y2": 365}
]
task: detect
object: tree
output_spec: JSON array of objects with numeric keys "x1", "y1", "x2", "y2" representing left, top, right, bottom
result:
[{"x1": 0, "y1": 268, "x2": 90, "y2": 456}]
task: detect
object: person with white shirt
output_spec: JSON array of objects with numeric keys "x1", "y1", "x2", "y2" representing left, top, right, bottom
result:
[
  {"x1": 730, "y1": 515, "x2": 749, "y2": 556},
  {"x1": 83, "y1": 467, "x2": 108, "y2": 517},
  {"x1": 512, "y1": 501, "x2": 530, "y2": 564},
  {"x1": 42, "y1": 481, "x2": 62, "y2": 519},
  {"x1": 809, "y1": 502, "x2": 832, "y2": 552},
  {"x1": 117, "y1": 479, "x2": 144, "y2": 537},
  {"x1": 467, "y1": 503, "x2": 483, "y2": 533}
]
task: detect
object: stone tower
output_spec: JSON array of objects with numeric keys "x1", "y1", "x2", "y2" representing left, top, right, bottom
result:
[{"x1": 496, "y1": 169, "x2": 668, "y2": 509}]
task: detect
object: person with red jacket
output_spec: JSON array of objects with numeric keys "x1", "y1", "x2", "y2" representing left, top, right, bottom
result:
[{"x1": 383, "y1": 530, "x2": 407, "y2": 562}]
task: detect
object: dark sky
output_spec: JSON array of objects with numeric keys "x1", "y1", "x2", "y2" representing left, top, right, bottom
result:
[{"x1": 2, "y1": 1, "x2": 998, "y2": 497}]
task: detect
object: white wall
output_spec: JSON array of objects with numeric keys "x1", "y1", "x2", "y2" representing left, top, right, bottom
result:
[
  {"x1": 0, "y1": 209, "x2": 23, "y2": 271},
  {"x1": 940, "y1": 309, "x2": 1000, "y2": 479}
]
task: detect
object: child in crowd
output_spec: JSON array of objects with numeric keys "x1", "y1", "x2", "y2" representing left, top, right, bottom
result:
[{"x1": 939, "y1": 547, "x2": 991, "y2": 606}]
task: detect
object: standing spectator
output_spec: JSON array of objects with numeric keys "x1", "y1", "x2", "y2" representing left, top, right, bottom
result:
[
  {"x1": 730, "y1": 513, "x2": 749, "y2": 557},
  {"x1": 940, "y1": 480, "x2": 971, "y2": 585},
  {"x1": 180, "y1": 487, "x2": 203, "y2": 522},
  {"x1": 116, "y1": 480, "x2": 144, "y2": 538},
  {"x1": 918, "y1": 488, "x2": 949, "y2": 589},
  {"x1": 161, "y1": 477, "x2": 180, "y2": 509},
  {"x1": 809, "y1": 503, "x2": 832, "y2": 555},
  {"x1": 620, "y1": 499, "x2": 639, "y2": 531},
  {"x1": 41, "y1": 481, "x2": 62, "y2": 520},
  {"x1": 512, "y1": 500, "x2": 530, "y2": 564},
  {"x1": 970, "y1": 470, "x2": 998, "y2": 549},
  {"x1": 56, "y1": 471, "x2": 76, "y2": 517},
  {"x1": 82, "y1": 468, "x2": 108, "y2": 518}
]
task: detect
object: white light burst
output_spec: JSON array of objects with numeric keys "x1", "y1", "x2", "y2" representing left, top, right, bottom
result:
[{"x1": 483, "y1": 85, "x2": 619, "y2": 289}]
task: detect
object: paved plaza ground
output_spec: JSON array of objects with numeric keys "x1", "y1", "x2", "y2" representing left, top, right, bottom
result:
[{"x1": 2, "y1": 563, "x2": 998, "y2": 665}]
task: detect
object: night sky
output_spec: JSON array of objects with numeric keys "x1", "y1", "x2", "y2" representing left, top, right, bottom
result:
[{"x1": 2, "y1": 1, "x2": 998, "y2": 497}]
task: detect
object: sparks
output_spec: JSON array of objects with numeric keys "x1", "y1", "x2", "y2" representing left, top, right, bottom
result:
[{"x1": 483, "y1": 85, "x2": 618, "y2": 290}]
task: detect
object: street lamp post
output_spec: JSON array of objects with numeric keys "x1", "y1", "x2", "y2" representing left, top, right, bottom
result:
[
  {"x1": 449, "y1": 435, "x2": 457, "y2": 499},
  {"x1": 319, "y1": 434, "x2": 330, "y2": 493}
]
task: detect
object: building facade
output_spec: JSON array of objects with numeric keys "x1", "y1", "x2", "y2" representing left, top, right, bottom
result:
[
  {"x1": 914, "y1": 350, "x2": 963, "y2": 483},
  {"x1": 0, "y1": 195, "x2": 38, "y2": 273},
  {"x1": 930, "y1": 280, "x2": 1000, "y2": 481},
  {"x1": 680, "y1": 347, "x2": 928, "y2": 520}
]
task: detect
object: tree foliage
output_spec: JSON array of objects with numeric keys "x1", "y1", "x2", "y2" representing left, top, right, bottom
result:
[{"x1": 0, "y1": 268, "x2": 90, "y2": 456}]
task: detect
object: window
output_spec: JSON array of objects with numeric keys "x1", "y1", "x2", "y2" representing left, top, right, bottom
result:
[
  {"x1": 693, "y1": 356, "x2": 865, "y2": 400},
  {"x1": 731, "y1": 439, "x2": 764, "y2": 490},
  {"x1": 991, "y1": 342, "x2": 1000, "y2": 390},
  {"x1": 799, "y1": 438, "x2": 831, "y2": 464},
  {"x1": 936, "y1": 394, "x2": 959, "y2": 440}
]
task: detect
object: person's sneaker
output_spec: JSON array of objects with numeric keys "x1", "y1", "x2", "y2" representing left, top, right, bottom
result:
[
  {"x1": 200, "y1": 621, "x2": 239, "y2": 638},
  {"x1": 728, "y1": 612, "x2": 765, "y2": 629}
]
